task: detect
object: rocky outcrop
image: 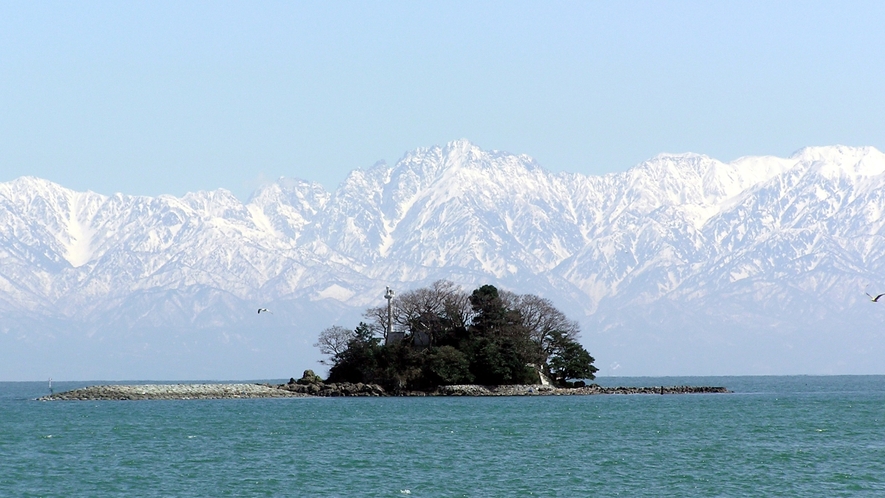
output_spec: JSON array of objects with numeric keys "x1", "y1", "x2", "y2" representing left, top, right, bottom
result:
[
  {"x1": 296, "y1": 370, "x2": 323, "y2": 385},
  {"x1": 424, "y1": 384, "x2": 728, "y2": 396},
  {"x1": 432, "y1": 384, "x2": 556, "y2": 396},
  {"x1": 276, "y1": 382, "x2": 728, "y2": 397},
  {"x1": 280, "y1": 380, "x2": 386, "y2": 397},
  {"x1": 549, "y1": 384, "x2": 729, "y2": 395}
]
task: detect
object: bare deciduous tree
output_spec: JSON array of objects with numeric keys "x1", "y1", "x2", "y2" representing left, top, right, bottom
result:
[
  {"x1": 500, "y1": 291, "x2": 581, "y2": 364},
  {"x1": 314, "y1": 325, "x2": 355, "y2": 365},
  {"x1": 363, "y1": 305, "x2": 390, "y2": 342}
]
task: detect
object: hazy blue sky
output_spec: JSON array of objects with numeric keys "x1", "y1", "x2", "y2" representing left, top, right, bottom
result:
[{"x1": 1, "y1": 1, "x2": 883, "y2": 199}]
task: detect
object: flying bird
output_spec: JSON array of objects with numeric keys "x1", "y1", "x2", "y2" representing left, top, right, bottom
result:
[
  {"x1": 865, "y1": 292, "x2": 885, "y2": 302},
  {"x1": 258, "y1": 308, "x2": 272, "y2": 314}
]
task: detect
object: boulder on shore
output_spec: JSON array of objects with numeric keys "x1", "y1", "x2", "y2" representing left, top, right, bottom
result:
[{"x1": 296, "y1": 370, "x2": 323, "y2": 385}]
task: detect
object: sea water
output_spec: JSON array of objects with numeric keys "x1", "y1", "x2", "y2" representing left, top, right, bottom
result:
[{"x1": 2, "y1": 376, "x2": 884, "y2": 497}]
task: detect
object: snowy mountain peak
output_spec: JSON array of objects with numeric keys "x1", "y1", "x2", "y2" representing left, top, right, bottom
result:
[
  {"x1": 791, "y1": 144, "x2": 880, "y2": 162},
  {"x1": 791, "y1": 145, "x2": 885, "y2": 182}
]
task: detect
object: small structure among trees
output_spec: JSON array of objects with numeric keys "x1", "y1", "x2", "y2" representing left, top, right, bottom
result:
[{"x1": 314, "y1": 281, "x2": 597, "y2": 392}]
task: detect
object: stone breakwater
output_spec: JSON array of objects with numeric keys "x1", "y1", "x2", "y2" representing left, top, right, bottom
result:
[
  {"x1": 38, "y1": 383, "x2": 308, "y2": 401},
  {"x1": 40, "y1": 382, "x2": 728, "y2": 400}
]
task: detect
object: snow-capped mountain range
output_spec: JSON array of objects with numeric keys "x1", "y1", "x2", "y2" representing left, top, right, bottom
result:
[{"x1": 2, "y1": 140, "x2": 885, "y2": 380}]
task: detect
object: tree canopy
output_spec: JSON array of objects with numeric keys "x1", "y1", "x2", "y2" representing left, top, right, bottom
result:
[{"x1": 316, "y1": 281, "x2": 597, "y2": 392}]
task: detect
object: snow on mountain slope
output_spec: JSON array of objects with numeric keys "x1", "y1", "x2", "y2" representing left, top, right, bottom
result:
[{"x1": 2, "y1": 140, "x2": 885, "y2": 379}]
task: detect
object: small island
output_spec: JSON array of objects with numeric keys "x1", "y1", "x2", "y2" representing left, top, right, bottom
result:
[
  {"x1": 41, "y1": 281, "x2": 727, "y2": 401},
  {"x1": 316, "y1": 281, "x2": 601, "y2": 392}
]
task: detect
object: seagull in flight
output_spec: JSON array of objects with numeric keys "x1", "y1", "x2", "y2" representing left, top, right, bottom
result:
[
  {"x1": 258, "y1": 308, "x2": 272, "y2": 314},
  {"x1": 865, "y1": 292, "x2": 885, "y2": 302}
]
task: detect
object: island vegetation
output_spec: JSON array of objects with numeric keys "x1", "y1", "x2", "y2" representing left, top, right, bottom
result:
[{"x1": 315, "y1": 280, "x2": 598, "y2": 393}]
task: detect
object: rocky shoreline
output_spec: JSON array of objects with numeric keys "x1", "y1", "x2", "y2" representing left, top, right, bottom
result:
[{"x1": 38, "y1": 381, "x2": 728, "y2": 401}]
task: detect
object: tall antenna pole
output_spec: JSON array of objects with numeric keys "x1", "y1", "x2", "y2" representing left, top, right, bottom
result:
[{"x1": 384, "y1": 286, "x2": 395, "y2": 343}]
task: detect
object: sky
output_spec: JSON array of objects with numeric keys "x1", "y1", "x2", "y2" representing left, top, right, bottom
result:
[{"x1": 1, "y1": 1, "x2": 884, "y2": 200}]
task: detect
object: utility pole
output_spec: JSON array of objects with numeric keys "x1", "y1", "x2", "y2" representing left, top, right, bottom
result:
[{"x1": 384, "y1": 286, "x2": 395, "y2": 344}]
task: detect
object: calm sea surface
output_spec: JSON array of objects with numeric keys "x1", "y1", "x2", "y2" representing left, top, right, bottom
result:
[{"x1": 2, "y1": 376, "x2": 884, "y2": 497}]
